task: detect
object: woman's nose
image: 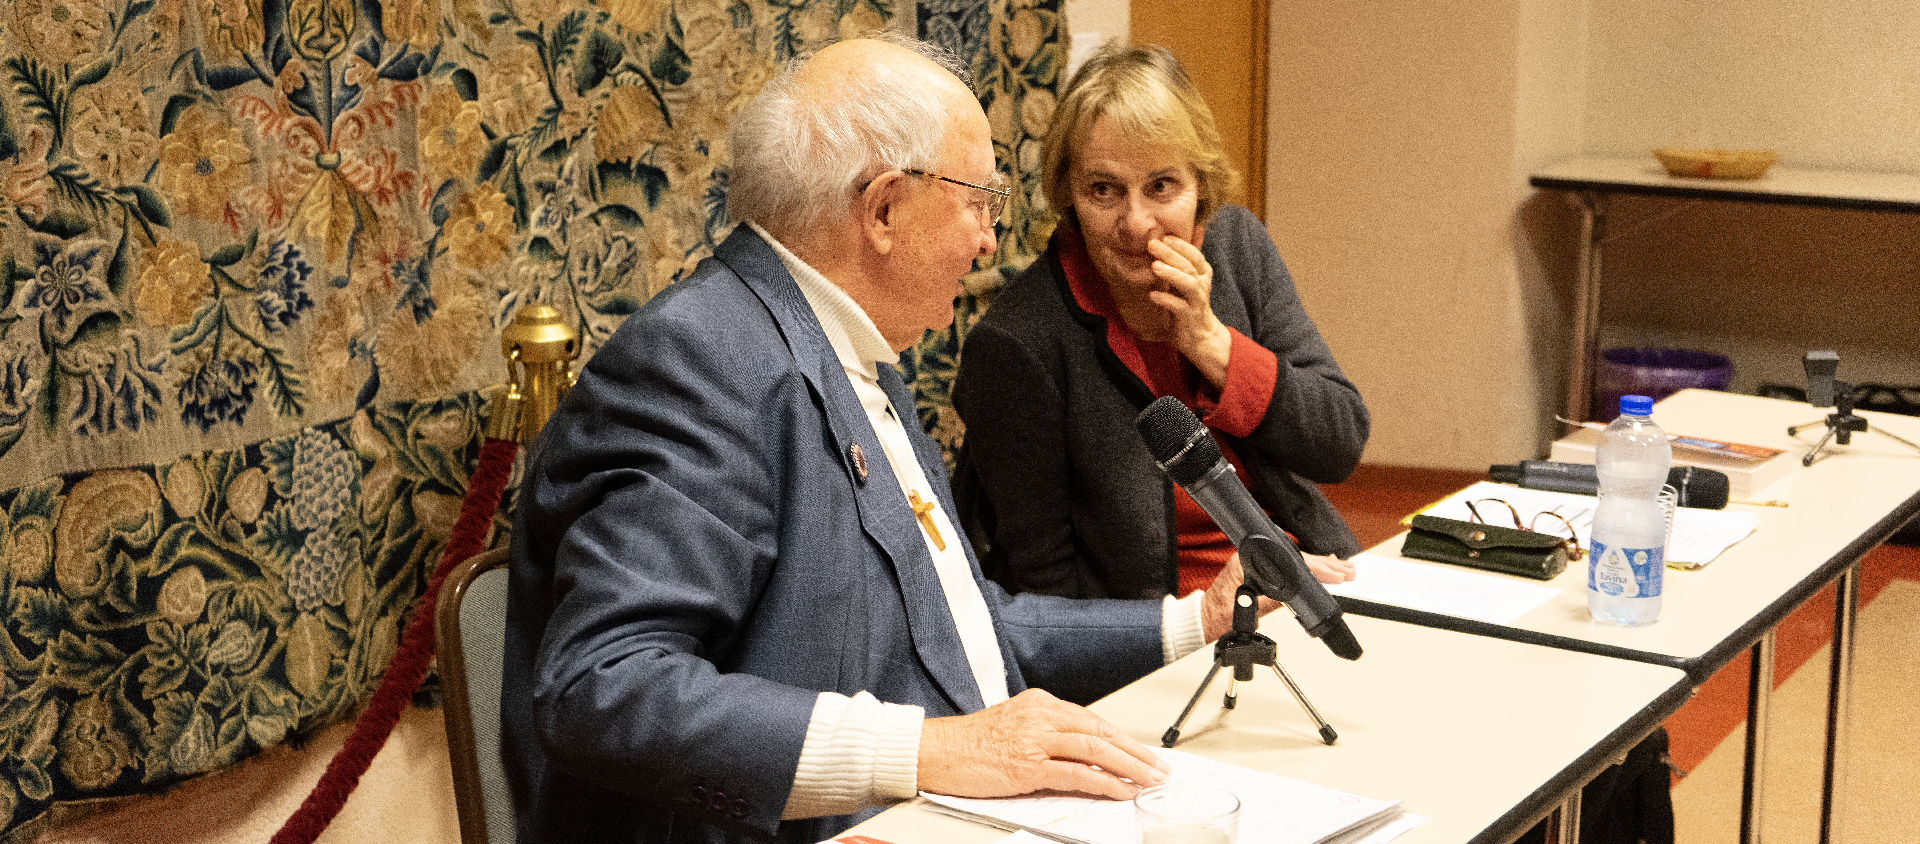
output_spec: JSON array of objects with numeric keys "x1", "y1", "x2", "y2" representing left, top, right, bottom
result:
[{"x1": 1120, "y1": 196, "x2": 1157, "y2": 239}]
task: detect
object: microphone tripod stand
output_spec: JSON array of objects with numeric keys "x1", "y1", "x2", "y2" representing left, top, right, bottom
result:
[
  {"x1": 1787, "y1": 381, "x2": 1920, "y2": 466},
  {"x1": 1161, "y1": 582, "x2": 1338, "y2": 748}
]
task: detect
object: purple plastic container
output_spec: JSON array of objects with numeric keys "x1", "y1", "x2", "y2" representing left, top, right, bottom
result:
[{"x1": 1594, "y1": 348, "x2": 1733, "y2": 416}]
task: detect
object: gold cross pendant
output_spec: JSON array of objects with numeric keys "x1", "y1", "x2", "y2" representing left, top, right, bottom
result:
[{"x1": 907, "y1": 490, "x2": 946, "y2": 551}]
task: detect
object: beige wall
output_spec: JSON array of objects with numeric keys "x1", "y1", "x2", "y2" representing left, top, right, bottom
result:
[
  {"x1": 1585, "y1": 0, "x2": 1920, "y2": 173},
  {"x1": 1064, "y1": 0, "x2": 1128, "y2": 72},
  {"x1": 1262, "y1": 0, "x2": 1920, "y2": 470},
  {"x1": 1267, "y1": 2, "x2": 1557, "y2": 469}
]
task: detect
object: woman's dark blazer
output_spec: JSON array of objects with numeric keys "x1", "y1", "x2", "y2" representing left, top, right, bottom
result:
[{"x1": 952, "y1": 204, "x2": 1369, "y2": 599}]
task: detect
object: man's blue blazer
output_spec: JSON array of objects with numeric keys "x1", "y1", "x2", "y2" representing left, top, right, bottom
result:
[{"x1": 502, "y1": 225, "x2": 1167, "y2": 843}]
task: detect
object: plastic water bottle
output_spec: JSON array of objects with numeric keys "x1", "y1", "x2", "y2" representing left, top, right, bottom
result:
[{"x1": 1588, "y1": 394, "x2": 1672, "y2": 626}]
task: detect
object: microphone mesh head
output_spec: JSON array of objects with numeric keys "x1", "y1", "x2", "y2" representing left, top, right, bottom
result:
[
  {"x1": 1673, "y1": 466, "x2": 1731, "y2": 509},
  {"x1": 1135, "y1": 396, "x2": 1220, "y2": 486}
]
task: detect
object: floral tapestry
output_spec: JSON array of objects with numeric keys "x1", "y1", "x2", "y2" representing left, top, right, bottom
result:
[{"x1": 0, "y1": 0, "x2": 1064, "y2": 831}]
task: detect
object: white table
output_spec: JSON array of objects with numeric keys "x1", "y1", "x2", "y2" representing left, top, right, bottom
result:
[
  {"x1": 1336, "y1": 389, "x2": 1920, "y2": 844},
  {"x1": 1527, "y1": 156, "x2": 1920, "y2": 423},
  {"x1": 840, "y1": 613, "x2": 1691, "y2": 844}
]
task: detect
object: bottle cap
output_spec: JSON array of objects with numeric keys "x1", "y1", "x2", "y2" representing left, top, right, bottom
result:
[{"x1": 1620, "y1": 394, "x2": 1654, "y2": 416}]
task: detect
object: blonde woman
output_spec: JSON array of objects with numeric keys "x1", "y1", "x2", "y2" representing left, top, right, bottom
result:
[{"x1": 954, "y1": 45, "x2": 1368, "y2": 600}]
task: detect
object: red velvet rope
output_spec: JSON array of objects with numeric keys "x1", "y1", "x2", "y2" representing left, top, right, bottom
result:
[{"x1": 272, "y1": 436, "x2": 521, "y2": 844}]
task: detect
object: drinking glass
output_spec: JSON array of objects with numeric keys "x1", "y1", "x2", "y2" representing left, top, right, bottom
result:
[{"x1": 1134, "y1": 783, "x2": 1238, "y2": 844}]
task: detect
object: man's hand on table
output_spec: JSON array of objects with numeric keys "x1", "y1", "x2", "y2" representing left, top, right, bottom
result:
[{"x1": 918, "y1": 689, "x2": 1170, "y2": 801}]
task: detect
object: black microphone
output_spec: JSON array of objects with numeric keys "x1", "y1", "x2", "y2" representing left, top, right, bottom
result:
[
  {"x1": 1487, "y1": 460, "x2": 1731, "y2": 509},
  {"x1": 1135, "y1": 396, "x2": 1362, "y2": 661}
]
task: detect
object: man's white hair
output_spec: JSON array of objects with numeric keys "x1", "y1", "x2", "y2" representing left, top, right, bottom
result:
[{"x1": 728, "y1": 32, "x2": 972, "y2": 235}]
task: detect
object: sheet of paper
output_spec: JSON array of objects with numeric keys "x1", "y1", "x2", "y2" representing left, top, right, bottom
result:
[
  {"x1": 920, "y1": 749, "x2": 1407, "y2": 844},
  {"x1": 1337, "y1": 811, "x2": 1428, "y2": 844},
  {"x1": 1327, "y1": 554, "x2": 1561, "y2": 624},
  {"x1": 1415, "y1": 481, "x2": 1759, "y2": 568},
  {"x1": 824, "y1": 829, "x2": 1059, "y2": 844}
]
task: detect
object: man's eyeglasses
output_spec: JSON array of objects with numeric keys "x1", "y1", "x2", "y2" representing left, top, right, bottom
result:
[
  {"x1": 903, "y1": 168, "x2": 1010, "y2": 223},
  {"x1": 1465, "y1": 498, "x2": 1585, "y2": 561}
]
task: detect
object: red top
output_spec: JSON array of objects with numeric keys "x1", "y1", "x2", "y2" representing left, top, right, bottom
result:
[{"x1": 1057, "y1": 226, "x2": 1282, "y2": 596}]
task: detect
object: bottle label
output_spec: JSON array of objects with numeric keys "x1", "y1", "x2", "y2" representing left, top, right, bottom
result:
[{"x1": 1588, "y1": 540, "x2": 1663, "y2": 598}]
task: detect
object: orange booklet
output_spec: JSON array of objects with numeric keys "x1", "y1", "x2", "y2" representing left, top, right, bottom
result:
[{"x1": 1667, "y1": 433, "x2": 1787, "y2": 463}]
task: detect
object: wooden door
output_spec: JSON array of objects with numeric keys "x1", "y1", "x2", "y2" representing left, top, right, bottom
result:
[{"x1": 1131, "y1": 0, "x2": 1269, "y2": 217}]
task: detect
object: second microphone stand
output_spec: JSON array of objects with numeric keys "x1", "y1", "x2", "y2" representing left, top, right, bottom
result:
[
  {"x1": 1161, "y1": 572, "x2": 1338, "y2": 748},
  {"x1": 1787, "y1": 380, "x2": 1920, "y2": 466}
]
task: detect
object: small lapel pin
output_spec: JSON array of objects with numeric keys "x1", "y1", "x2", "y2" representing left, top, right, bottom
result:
[{"x1": 848, "y1": 442, "x2": 869, "y2": 484}]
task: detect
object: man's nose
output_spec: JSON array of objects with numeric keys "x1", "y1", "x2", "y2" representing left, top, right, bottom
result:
[{"x1": 975, "y1": 216, "x2": 996, "y2": 256}]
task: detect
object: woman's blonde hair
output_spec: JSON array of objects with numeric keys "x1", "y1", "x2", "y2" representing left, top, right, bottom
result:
[{"x1": 1040, "y1": 44, "x2": 1240, "y2": 227}]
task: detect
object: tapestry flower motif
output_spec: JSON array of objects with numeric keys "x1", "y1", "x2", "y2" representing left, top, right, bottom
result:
[
  {"x1": 16, "y1": 237, "x2": 113, "y2": 344},
  {"x1": 155, "y1": 110, "x2": 254, "y2": 223},
  {"x1": 227, "y1": 467, "x2": 269, "y2": 523},
  {"x1": 8, "y1": 0, "x2": 109, "y2": 65},
  {"x1": 176, "y1": 345, "x2": 261, "y2": 433},
  {"x1": 52, "y1": 470, "x2": 161, "y2": 600},
  {"x1": 255, "y1": 241, "x2": 316, "y2": 330},
  {"x1": 70, "y1": 85, "x2": 158, "y2": 185},
  {"x1": 479, "y1": 44, "x2": 550, "y2": 137},
  {"x1": 444, "y1": 187, "x2": 515, "y2": 269},
  {"x1": 206, "y1": 619, "x2": 267, "y2": 673},
  {"x1": 381, "y1": 0, "x2": 436, "y2": 50},
  {"x1": 418, "y1": 86, "x2": 488, "y2": 186},
  {"x1": 374, "y1": 263, "x2": 487, "y2": 393},
  {"x1": 134, "y1": 240, "x2": 214, "y2": 328}
]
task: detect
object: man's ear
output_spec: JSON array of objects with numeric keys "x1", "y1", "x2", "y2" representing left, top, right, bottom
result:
[{"x1": 859, "y1": 170, "x2": 908, "y2": 256}]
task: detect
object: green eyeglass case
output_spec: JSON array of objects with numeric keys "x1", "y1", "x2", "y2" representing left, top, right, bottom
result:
[{"x1": 1400, "y1": 514, "x2": 1569, "y2": 581}]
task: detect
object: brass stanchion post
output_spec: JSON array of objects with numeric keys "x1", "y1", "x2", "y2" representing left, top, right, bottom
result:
[{"x1": 490, "y1": 304, "x2": 578, "y2": 445}]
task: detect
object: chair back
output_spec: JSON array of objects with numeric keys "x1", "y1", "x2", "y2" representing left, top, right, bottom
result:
[{"x1": 436, "y1": 547, "x2": 514, "y2": 844}]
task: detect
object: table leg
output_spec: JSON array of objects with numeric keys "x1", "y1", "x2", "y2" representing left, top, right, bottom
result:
[
  {"x1": 1820, "y1": 565, "x2": 1859, "y2": 844},
  {"x1": 1565, "y1": 191, "x2": 1607, "y2": 423},
  {"x1": 1548, "y1": 788, "x2": 1581, "y2": 844},
  {"x1": 1739, "y1": 630, "x2": 1775, "y2": 844}
]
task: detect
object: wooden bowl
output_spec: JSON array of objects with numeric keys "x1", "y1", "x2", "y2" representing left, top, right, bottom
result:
[{"x1": 1651, "y1": 147, "x2": 1779, "y2": 180}]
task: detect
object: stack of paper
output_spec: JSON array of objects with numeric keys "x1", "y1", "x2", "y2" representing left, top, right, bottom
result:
[
  {"x1": 919, "y1": 749, "x2": 1416, "y2": 844},
  {"x1": 1328, "y1": 555, "x2": 1562, "y2": 625}
]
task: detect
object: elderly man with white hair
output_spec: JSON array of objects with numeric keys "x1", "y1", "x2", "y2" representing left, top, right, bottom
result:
[{"x1": 503, "y1": 33, "x2": 1264, "y2": 844}]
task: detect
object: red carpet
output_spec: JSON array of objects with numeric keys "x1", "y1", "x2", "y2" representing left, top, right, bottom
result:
[{"x1": 1320, "y1": 466, "x2": 1920, "y2": 787}]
